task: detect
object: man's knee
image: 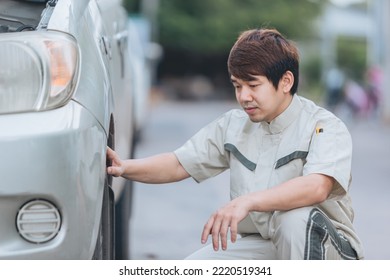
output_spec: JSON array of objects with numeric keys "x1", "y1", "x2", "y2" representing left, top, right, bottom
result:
[
  {"x1": 303, "y1": 208, "x2": 357, "y2": 260},
  {"x1": 269, "y1": 207, "x2": 314, "y2": 259},
  {"x1": 270, "y1": 206, "x2": 313, "y2": 239}
]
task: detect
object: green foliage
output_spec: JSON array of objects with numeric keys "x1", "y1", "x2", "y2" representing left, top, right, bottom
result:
[
  {"x1": 337, "y1": 36, "x2": 367, "y2": 80},
  {"x1": 122, "y1": 0, "x2": 326, "y2": 97},
  {"x1": 123, "y1": 0, "x2": 139, "y2": 13},
  {"x1": 123, "y1": 0, "x2": 324, "y2": 54},
  {"x1": 158, "y1": 0, "x2": 322, "y2": 54},
  {"x1": 300, "y1": 55, "x2": 323, "y2": 103}
]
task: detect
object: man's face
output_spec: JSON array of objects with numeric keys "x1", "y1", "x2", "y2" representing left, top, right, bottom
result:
[{"x1": 231, "y1": 74, "x2": 293, "y2": 123}]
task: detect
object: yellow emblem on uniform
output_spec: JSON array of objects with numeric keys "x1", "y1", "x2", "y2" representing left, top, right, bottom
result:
[{"x1": 316, "y1": 127, "x2": 324, "y2": 134}]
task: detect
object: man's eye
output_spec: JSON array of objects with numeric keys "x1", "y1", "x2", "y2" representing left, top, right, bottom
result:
[{"x1": 249, "y1": 84, "x2": 259, "y2": 88}]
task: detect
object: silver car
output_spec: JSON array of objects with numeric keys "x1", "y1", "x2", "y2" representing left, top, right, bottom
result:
[{"x1": 0, "y1": 0, "x2": 137, "y2": 259}]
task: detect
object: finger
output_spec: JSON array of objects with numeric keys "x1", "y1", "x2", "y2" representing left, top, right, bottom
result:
[
  {"x1": 106, "y1": 147, "x2": 116, "y2": 161},
  {"x1": 230, "y1": 219, "x2": 238, "y2": 243},
  {"x1": 219, "y1": 218, "x2": 230, "y2": 250},
  {"x1": 201, "y1": 215, "x2": 214, "y2": 245},
  {"x1": 211, "y1": 215, "x2": 223, "y2": 251},
  {"x1": 107, "y1": 166, "x2": 117, "y2": 176}
]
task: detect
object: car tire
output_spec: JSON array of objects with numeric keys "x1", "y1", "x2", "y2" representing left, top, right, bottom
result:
[
  {"x1": 114, "y1": 179, "x2": 133, "y2": 259},
  {"x1": 92, "y1": 175, "x2": 115, "y2": 260}
]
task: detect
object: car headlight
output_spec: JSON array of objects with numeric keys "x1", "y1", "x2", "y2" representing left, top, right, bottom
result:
[{"x1": 0, "y1": 31, "x2": 79, "y2": 114}]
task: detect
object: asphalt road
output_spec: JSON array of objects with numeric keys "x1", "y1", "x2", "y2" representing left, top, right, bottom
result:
[{"x1": 129, "y1": 97, "x2": 390, "y2": 260}]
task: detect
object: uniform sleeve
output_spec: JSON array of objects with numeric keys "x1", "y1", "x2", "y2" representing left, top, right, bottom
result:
[
  {"x1": 303, "y1": 116, "x2": 353, "y2": 199},
  {"x1": 174, "y1": 111, "x2": 232, "y2": 183}
]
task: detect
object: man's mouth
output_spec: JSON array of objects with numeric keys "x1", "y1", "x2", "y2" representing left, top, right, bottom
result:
[{"x1": 244, "y1": 106, "x2": 258, "y2": 114}]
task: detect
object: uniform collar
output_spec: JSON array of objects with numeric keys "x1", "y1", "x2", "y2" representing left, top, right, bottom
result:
[{"x1": 261, "y1": 94, "x2": 302, "y2": 134}]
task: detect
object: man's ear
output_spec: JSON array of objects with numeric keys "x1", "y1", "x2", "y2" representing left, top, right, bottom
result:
[{"x1": 281, "y1": 71, "x2": 294, "y2": 93}]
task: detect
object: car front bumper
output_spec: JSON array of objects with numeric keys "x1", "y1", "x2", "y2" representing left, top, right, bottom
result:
[{"x1": 0, "y1": 100, "x2": 107, "y2": 259}]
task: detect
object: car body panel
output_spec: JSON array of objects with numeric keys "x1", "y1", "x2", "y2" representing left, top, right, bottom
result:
[
  {"x1": 0, "y1": 0, "x2": 136, "y2": 259},
  {"x1": 0, "y1": 101, "x2": 105, "y2": 259}
]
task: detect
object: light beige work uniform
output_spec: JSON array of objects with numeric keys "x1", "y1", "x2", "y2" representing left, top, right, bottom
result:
[{"x1": 174, "y1": 95, "x2": 364, "y2": 260}]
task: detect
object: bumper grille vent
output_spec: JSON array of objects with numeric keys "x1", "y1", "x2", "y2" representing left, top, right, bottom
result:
[{"x1": 16, "y1": 199, "x2": 61, "y2": 244}]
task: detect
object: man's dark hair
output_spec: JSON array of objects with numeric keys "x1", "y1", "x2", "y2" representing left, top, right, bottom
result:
[{"x1": 228, "y1": 28, "x2": 300, "y2": 95}]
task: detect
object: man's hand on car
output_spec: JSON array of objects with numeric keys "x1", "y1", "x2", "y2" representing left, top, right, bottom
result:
[{"x1": 106, "y1": 147, "x2": 124, "y2": 177}]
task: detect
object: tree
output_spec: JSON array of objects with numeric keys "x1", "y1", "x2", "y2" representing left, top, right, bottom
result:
[
  {"x1": 125, "y1": 0, "x2": 323, "y2": 53},
  {"x1": 123, "y1": 0, "x2": 325, "y2": 97},
  {"x1": 161, "y1": 0, "x2": 322, "y2": 54}
]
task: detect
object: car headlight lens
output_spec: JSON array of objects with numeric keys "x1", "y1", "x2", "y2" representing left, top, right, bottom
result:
[{"x1": 0, "y1": 31, "x2": 79, "y2": 114}]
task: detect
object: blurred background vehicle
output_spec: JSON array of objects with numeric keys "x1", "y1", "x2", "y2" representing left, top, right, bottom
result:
[
  {"x1": 127, "y1": 15, "x2": 162, "y2": 140},
  {"x1": 0, "y1": 0, "x2": 152, "y2": 259}
]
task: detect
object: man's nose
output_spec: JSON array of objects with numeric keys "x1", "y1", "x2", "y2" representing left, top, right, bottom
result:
[{"x1": 239, "y1": 87, "x2": 253, "y2": 102}]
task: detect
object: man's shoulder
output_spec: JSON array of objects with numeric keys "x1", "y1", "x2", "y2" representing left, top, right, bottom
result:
[
  {"x1": 298, "y1": 95, "x2": 339, "y2": 121},
  {"x1": 297, "y1": 95, "x2": 349, "y2": 132}
]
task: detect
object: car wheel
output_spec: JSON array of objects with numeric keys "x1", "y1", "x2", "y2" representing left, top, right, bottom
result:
[
  {"x1": 92, "y1": 176, "x2": 115, "y2": 260},
  {"x1": 114, "y1": 178, "x2": 133, "y2": 259}
]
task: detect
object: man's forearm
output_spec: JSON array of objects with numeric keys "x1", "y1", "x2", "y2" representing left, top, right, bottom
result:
[
  {"x1": 246, "y1": 173, "x2": 335, "y2": 212},
  {"x1": 121, "y1": 152, "x2": 190, "y2": 184}
]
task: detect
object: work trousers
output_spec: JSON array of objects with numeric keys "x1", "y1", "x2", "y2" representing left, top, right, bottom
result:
[{"x1": 185, "y1": 207, "x2": 357, "y2": 260}]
